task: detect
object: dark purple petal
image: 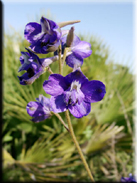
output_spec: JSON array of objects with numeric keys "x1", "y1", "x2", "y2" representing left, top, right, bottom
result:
[
  {"x1": 50, "y1": 95, "x2": 67, "y2": 113},
  {"x1": 29, "y1": 37, "x2": 60, "y2": 54},
  {"x1": 49, "y1": 32, "x2": 58, "y2": 43},
  {"x1": 66, "y1": 52, "x2": 83, "y2": 68},
  {"x1": 24, "y1": 22, "x2": 41, "y2": 44},
  {"x1": 18, "y1": 73, "x2": 30, "y2": 85},
  {"x1": 65, "y1": 70, "x2": 88, "y2": 86},
  {"x1": 81, "y1": 80, "x2": 106, "y2": 103},
  {"x1": 29, "y1": 40, "x2": 47, "y2": 54},
  {"x1": 72, "y1": 41, "x2": 92, "y2": 58},
  {"x1": 18, "y1": 61, "x2": 38, "y2": 72},
  {"x1": 43, "y1": 74, "x2": 69, "y2": 96},
  {"x1": 31, "y1": 115, "x2": 50, "y2": 123},
  {"x1": 20, "y1": 55, "x2": 25, "y2": 65},
  {"x1": 68, "y1": 100, "x2": 91, "y2": 118},
  {"x1": 18, "y1": 69, "x2": 44, "y2": 85}
]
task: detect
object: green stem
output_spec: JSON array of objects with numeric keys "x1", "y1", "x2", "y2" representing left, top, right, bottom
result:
[
  {"x1": 52, "y1": 112, "x2": 69, "y2": 132},
  {"x1": 62, "y1": 48, "x2": 69, "y2": 67},
  {"x1": 47, "y1": 66, "x2": 54, "y2": 74},
  {"x1": 65, "y1": 110, "x2": 94, "y2": 182}
]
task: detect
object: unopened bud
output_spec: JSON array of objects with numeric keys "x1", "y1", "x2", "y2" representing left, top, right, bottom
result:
[{"x1": 66, "y1": 27, "x2": 74, "y2": 47}]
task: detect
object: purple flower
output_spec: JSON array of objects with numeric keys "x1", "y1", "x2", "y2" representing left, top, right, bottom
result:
[
  {"x1": 43, "y1": 70, "x2": 106, "y2": 118},
  {"x1": 121, "y1": 174, "x2": 136, "y2": 182},
  {"x1": 58, "y1": 27, "x2": 92, "y2": 69},
  {"x1": 18, "y1": 48, "x2": 59, "y2": 85},
  {"x1": 26, "y1": 95, "x2": 53, "y2": 122},
  {"x1": 24, "y1": 16, "x2": 62, "y2": 54}
]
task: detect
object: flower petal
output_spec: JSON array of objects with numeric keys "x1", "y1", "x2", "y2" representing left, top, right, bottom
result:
[
  {"x1": 50, "y1": 95, "x2": 67, "y2": 113},
  {"x1": 68, "y1": 100, "x2": 91, "y2": 118},
  {"x1": 66, "y1": 52, "x2": 83, "y2": 68},
  {"x1": 72, "y1": 41, "x2": 92, "y2": 58},
  {"x1": 29, "y1": 38, "x2": 48, "y2": 54},
  {"x1": 81, "y1": 80, "x2": 106, "y2": 103},
  {"x1": 31, "y1": 115, "x2": 50, "y2": 123},
  {"x1": 26, "y1": 101, "x2": 45, "y2": 117},
  {"x1": 40, "y1": 16, "x2": 51, "y2": 33},
  {"x1": 18, "y1": 69, "x2": 45, "y2": 85},
  {"x1": 61, "y1": 34, "x2": 80, "y2": 47},
  {"x1": 43, "y1": 74, "x2": 69, "y2": 96},
  {"x1": 24, "y1": 22, "x2": 41, "y2": 44},
  {"x1": 65, "y1": 70, "x2": 88, "y2": 86}
]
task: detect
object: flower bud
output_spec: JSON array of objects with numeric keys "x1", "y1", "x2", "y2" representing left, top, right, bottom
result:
[{"x1": 66, "y1": 27, "x2": 74, "y2": 47}]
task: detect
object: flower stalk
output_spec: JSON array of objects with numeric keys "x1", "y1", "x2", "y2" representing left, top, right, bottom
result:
[
  {"x1": 51, "y1": 112, "x2": 69, "y2": 132},
  {"x1": 58, "y1": 44, "x2": 62, "y2": 75},
  {"x1": 65, "y1": 110, "x2": 95, "y2": 182}
]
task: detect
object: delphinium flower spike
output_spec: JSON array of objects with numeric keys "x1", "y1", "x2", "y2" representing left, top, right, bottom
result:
[{"x1": 19, "y1": 15, "x2": 106, "y2": 182}]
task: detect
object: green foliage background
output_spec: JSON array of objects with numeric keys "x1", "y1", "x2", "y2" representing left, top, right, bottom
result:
[{"x1": 3, "y1": 18, "x2": 135, "y2": 182}]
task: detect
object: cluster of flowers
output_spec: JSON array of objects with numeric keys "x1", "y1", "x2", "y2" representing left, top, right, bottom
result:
[{"x1": 18, "y1": 16, "x2": 106, "y2": 122}]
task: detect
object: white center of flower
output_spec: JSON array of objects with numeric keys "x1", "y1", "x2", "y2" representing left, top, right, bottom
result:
[{"x1": 70, "y1": 80, "x2": 81, "y2": 92}]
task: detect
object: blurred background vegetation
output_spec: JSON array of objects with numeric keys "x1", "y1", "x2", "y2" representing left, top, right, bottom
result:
[{"x1": 3, "y1": 14, "x2": 135, "y2": 182}]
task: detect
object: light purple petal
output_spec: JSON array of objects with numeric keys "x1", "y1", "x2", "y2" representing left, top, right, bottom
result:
[
  {"x1": 24, "y1": 22, "x2": 41, "y2": 44},
  {"x1": 36, "y1": 95, "x2": 51, "y2": 111},
  {"x1": 50, "y1": 95, "x2": 67, "y2": 113},
  {"x1": 61, "y1": 34, "x2": 80, "y2": 47},
  {"x1": 72, "y1": 41, "x2": 92, "y2": 58},
  {"x1": 43, "y1": 74, "x2": 69, "y2": 96},
  {"x1": 66, "y1": 52, "x2": 83, "y2": 68},
  {"x1": 81, "y1": 80, "x2": 106, "y2": 103},
  {"x1": 26, "y1": 95, "x2": 52, "y2": 122},
  {"x1": 64, "y1": 88, "x2": 84, "y2": 106},
  {"x1": 68, "y1": 100, "x2": 91, "y2": 118},
  {"x1": 40, "y1": 16, "x2": 51, "y2": 33},
  {"x1": 26, "y1": 101, "x2": 45, "y2": 117},
  {"x1": 61, "y1": 30, "x2": 69, "y2": 36},
  {"x1": 40, "y1": 55, "x2": 59, "y2": 68}
]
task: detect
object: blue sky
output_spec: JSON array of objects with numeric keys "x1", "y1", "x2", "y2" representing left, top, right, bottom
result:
[{"x1": 2, "y1": 1, "x2": 135, "y2": 68}]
